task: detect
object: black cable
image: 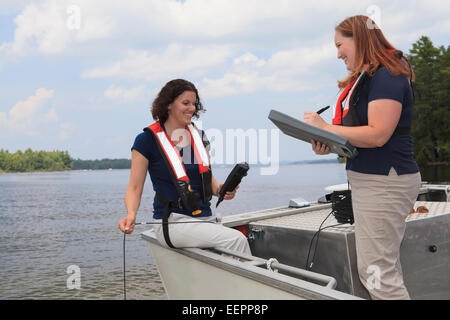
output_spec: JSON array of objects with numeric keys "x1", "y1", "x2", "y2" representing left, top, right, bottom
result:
[
  {"x1": 306, "y1": 223, "x2": 344, "y2": 271},
  {"x1": 123, "y1": 231, "x2": 127, "y2": 300},
  {"x1": 305, "y1": 186, "x2": 354, "y2": 271},
  {"x1": 305, "y1": 210, "x2": 333, "y2": 270}
]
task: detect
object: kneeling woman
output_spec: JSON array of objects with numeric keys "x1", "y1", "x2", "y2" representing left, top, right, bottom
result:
[{"x1": 118, "y1": 79, "x2": 251, "y2": 255}]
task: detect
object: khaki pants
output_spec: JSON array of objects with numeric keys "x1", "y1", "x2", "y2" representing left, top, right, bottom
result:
[
  {"x1": 154, "y1": 213, "x2": 252, "y2": 255},
  {"x1": 347, "y1": 168, "x2": 421, "y2": 300}
]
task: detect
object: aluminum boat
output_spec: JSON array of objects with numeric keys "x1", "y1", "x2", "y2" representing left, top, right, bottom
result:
[{"x1": 141, "y1": 182, "x2": 450, "y2": 300}]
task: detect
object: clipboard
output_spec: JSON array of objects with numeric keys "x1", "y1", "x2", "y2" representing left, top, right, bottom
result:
[{"x1": 268, "y1": 109, "x2": 358, "y2": 159}]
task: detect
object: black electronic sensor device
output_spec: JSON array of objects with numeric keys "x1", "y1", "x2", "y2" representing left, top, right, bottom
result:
[{"x1": 216, "y1": 162, "x2": 249, "y2": 208}]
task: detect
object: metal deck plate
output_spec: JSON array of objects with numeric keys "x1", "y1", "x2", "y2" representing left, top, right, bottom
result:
[
  {"x1": 242, "y1": 201, "x2": 450, "y2": 233},
  {"x1": 249, "y1": 207, "x2": 353, "y2": 233}
]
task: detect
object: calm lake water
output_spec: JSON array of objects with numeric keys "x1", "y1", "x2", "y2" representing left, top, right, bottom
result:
[{"x1": 0, "y1": 163, "x2": 445, "y2": 300}]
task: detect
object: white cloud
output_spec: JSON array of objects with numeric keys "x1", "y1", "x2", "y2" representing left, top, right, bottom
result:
[
  {"x1": 267, "y1": 43, "x2": 335, "y2": 74},
  {"x1": 200, "y1": 42, "x2": 336, "y2": 98},
  {"x1": 103, "y1": 85, "x2": 146, "y2": 103},
  {"x1": 82, "y1": 43, "x2": 233, "y2": 81},
  {"x1": 0, "y1": 0, "x2": 373, "y2": 58},
  {"x1": 2, "y1": 0, "x2": 449, "y2": 57},
  {"x1": 84, "y1": 41, "x2": 336, "y2": 98},
  {"x1": 233, "y1": 53, "x2": 266, "y2": 67},
  {"x1": 11, "y1": 2, "x2": 69, "y2": 54},
  {"x1": 1, "y1": 88, "x2": 59, "y2": 136},
  {"x1": 1, "y1": 0, "x2": 114, "y2": 56}
]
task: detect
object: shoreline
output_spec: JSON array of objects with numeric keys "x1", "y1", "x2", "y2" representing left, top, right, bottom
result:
[
  {"x1": 1, "y1": 162, "x2": 448, "y2": 177},
  {"x1": 0, "y1": 168, "x2": 72, "y2": 174},
  {"x1": 0, "y1": 160, "x2": 342, "y2": 174}
]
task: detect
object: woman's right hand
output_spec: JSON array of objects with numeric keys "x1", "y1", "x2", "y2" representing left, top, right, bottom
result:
[
  {"x1": 121, "y1": 150, "x2": 148, "y2": 235},
  {"x1": 311, "y1": 139, "x2": 330, "y2": 155},
  {"x1": 118, "y1": 215, "x2": 136, "y2": 234}
]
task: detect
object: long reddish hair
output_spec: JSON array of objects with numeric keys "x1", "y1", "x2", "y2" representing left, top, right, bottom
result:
[{"x1": 335, "y1": 15, "x2": 414, "y2": 88}]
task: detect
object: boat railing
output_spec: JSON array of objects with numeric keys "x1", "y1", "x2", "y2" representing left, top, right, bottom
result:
[{"x1": 211, "y1": 247, "x2": 337, "y2": 289}]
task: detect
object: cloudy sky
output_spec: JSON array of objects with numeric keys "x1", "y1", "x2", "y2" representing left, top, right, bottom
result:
[{"x1": 1, "y1": 0, "x2": 449, "y2": 164}]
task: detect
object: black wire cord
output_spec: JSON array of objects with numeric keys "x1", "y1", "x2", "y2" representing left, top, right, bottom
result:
[
  {"x1": 123, "y1": 231, "x2": 127, "y2": 300},
  {"x1": 305, "y1": 185, "x2": 354, "y2": 271},
  {"x1": 305, "y1": 221, "x2": 345, "y2": 270},
  {"x1": 305, "y1": 211, "x2": 340, "y2": 270}
]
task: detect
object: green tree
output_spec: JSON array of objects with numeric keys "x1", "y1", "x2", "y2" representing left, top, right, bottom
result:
[
  {"x1": 0, "y1": 149, "x2": 6, "y2": 171},
  {"x1": 408, "y1": 36, "x2": 450, "y2": 165},
  {"x1": 0, "y1": 149, "x2": 73, "y2": 173},
  {"x1": 72, "y1": 158, "x2": 131, "y2": 170}
]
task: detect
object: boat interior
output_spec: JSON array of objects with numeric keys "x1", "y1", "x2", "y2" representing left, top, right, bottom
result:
[
  {"x1": 142, "y1": 183, "x2": 450, "y2": 299},
  {"x1": 220, "y1": 183, "x2": 450, "y2": 299}
]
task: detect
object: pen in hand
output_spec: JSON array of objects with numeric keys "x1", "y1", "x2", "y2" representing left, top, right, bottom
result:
[{"x1": 316, "y1": 105, "x2": 330, "y2": 115}]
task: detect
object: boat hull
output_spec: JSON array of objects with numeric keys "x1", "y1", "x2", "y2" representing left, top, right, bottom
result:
[
  {"x1": 142, "y1": 231, "x2": 360, "y2": 300},
  {"x1": 141, "y1": 187, "x2": 450, "y2": 300}
]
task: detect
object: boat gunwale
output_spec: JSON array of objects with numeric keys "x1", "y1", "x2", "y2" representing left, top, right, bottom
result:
[{"x1": 141, "y1": 230, "x2": 362, "y2": 300}]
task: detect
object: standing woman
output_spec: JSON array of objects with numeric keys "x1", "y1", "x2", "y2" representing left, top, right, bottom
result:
[
  {"x1": 118, "y1": 79, "x2": 251, "y2": 255},
  {"x1": 304, "y1": 15, "x2": 421, "y2": 299}
]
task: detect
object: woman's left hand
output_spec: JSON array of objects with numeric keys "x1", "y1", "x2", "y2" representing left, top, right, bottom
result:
[
  {"x1": 219, "y1": 184, "x2": 239, "y2": 200},
  {"x1": 303, "y1": 111, "x2": 329, "y2": 130}
]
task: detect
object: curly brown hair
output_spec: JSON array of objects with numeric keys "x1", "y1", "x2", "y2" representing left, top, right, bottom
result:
[{"x1": 151, "y1": 79, "x2": 205, "y2": 124}]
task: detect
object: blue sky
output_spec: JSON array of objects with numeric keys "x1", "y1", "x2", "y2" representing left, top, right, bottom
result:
[{"x1": 1, "y1": 0, "x2": 449, "y2": 163}]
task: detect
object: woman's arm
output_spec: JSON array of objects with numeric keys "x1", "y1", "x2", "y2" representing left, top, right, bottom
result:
[
  {"x1": 118, "y1": 150, "x2": 148, "y2": 234},
  {"x1": 304, "y1": 99, "x2": 402, "y2": 148}
]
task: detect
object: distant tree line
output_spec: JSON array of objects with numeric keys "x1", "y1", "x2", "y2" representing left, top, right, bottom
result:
[
  {"x1": 0, "y1": 149, "x2": 72, "y2": 172},
  {"x1": 0, "y1": 149, "x2": 132, "y2": 173},
  {"x1": 408, "y1": 36, "x2": 449, "y2": 166},
  {"x1": 72, "y1": 158, "x2": 131, "y2": 170}
]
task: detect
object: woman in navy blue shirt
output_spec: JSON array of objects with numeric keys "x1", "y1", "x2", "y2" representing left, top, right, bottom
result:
[
  {"x1": 118, "y1": 79, "x2": 251, "y2": 255},
  {"x1": 304, "y1": 15, "x2": 421, "y2": 299}
]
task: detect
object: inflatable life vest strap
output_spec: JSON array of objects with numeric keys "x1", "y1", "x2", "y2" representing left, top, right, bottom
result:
[
  {"x1": 187, "y1": 123, "x2": 210, "y2": 174},
  {"x1": 146, "y1": 122, "x2": 189, "y2": 181},
  {"x1": 156, "y1": 192, "x2": 179, "y2": 248},
  {"x1": 187, "y1": 123, "x2": 213, "y2": 203},
  {"x1": 144, "y1": 121, "x2": 211, "y2": 191},
  {"x1": 332, "y1": 71, "x2": 368, "y2": 126}
]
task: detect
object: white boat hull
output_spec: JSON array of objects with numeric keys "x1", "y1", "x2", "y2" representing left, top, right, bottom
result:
[
  {"x1": 147, "y1": 239, "x2": 302, "y2": 299},
  {"x1": 143, "y1": 230, "x2": 360, "y2": 300}
]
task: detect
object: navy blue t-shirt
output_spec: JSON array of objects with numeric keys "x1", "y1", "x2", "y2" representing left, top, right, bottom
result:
[
  {"x1": 346, "y1": 67, "x2": 419, "y2": 175},
  {"x1": 132, "y1": 129, "x2": 212, "y2": 219}
]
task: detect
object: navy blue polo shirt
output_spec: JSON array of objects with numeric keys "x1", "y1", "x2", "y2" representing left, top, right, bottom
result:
[
  {"x1": 132, "y1": 129, "x2": 212, "y2": 219},
  {"x1": 346, "y1": 67, "x2": 419, "y2": 175}
]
